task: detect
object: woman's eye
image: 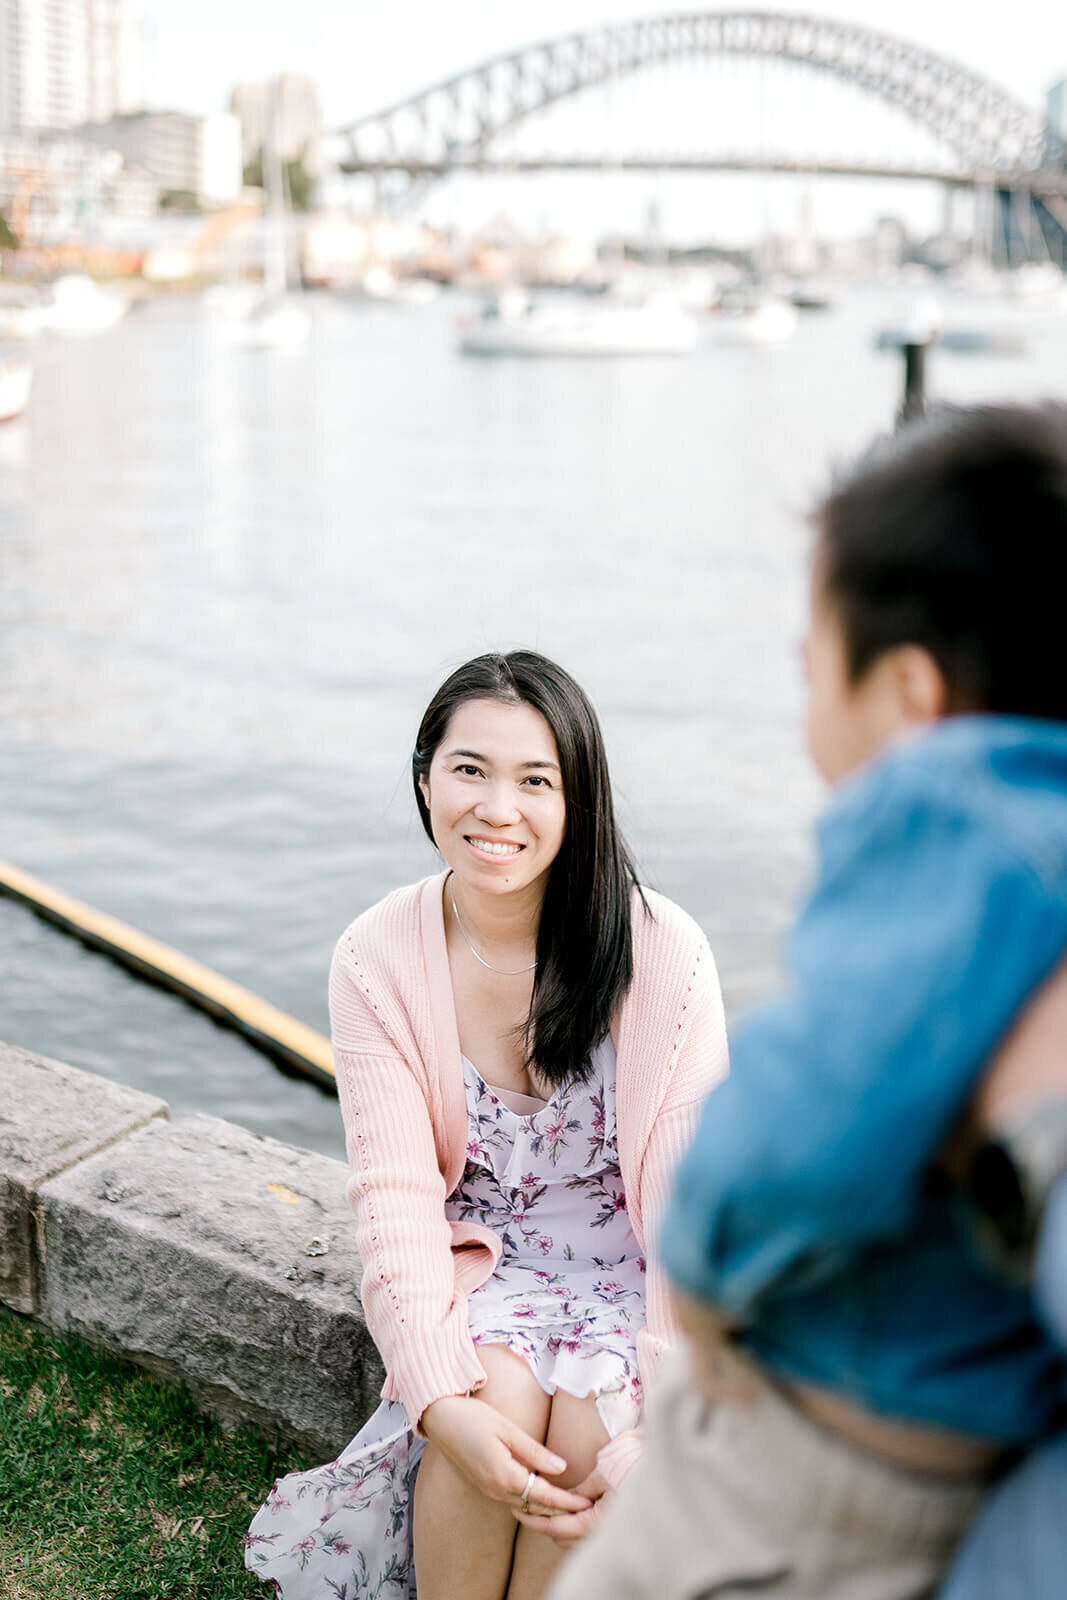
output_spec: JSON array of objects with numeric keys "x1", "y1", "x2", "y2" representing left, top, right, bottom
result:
[
  {"x1": 523, "y1": 775, "x2": 551, "y2": 789},
  {"x1": 454, "y1": 764, "x2": 481, "y2": 777}
]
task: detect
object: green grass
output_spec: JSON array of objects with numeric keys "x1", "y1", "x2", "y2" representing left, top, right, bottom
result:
[{"x1": 0, "y1": 1307, "x2": 311, "y2": 1599}]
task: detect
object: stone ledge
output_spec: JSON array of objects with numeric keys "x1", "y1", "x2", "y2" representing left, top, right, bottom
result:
[
  {"x1": 0, "y1": 1041, "x2": 168, "y2": 1314},
  {"x1": 36, "y1": 1111, "x2": 383, "y2": 1459},
  {"x1": 1, "y1": 1039, "x2": 384, "y2": 1460}
]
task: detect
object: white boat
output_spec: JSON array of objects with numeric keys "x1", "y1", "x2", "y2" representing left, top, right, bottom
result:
[
  {"x1": 38, "y1": 274, "x2": 128, "y2": 335},
  {"x1": 203, "y1": 282, "x2": 263, "y2": 320},
  {"x1": 710, "y1": 294, "x2": 798, "y2": 345},
  {"x1": 458, "y1": 289, "x2": 697, "y2": 357},
  {"x1": 875, "y1": 293, "x2": 1028, "y2": 358},
  {"x1": 394, "y1": 277, "x2": 441, "y2": 307},
  {"x1": 1007, "y1": 263, "x2": 1067, "y2": 306},
  {"x1": 0, "y1": 295, "x2": 48, "y2": 339},
  {"x1": 0, "y1": 356, "x2": 33, "y2": 422},
  {"x1": 348, "y1": 267, "x2": 442, "y2": 305},
  {"x1": 229, "y1": 297, "x2": 311, "y2": 348}
]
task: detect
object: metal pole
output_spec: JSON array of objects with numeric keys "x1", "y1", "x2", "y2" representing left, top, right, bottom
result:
[{"x1": 898, "y1": 341, "x2": 927, "y2": 427}]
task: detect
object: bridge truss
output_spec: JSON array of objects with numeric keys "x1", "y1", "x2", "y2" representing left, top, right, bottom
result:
[{"x1": 336, "y1": 11, "x2": 1052, "y2": 181}]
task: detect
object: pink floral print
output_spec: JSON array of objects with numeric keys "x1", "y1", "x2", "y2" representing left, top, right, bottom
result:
[{"x1": 245, "y1": 1037, "x2": 643, "y2": 1599}]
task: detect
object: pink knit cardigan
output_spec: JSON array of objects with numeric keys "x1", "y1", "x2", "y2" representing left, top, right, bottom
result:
[{"x1": 330, "y1": 872, "x2": 728, "y2": 1486}]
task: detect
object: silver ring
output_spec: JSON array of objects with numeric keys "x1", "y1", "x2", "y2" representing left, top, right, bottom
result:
[{"x1": 519, "y1": 1469, "x2": 537, "y2": 1513}]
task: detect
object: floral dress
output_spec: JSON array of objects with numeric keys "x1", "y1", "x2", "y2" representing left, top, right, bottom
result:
[{"x1": 245, "y1": 1037, "x2": 646, "y2": 1599}]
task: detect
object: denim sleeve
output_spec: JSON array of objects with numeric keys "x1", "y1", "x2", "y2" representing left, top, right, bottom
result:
[
  {"x1": 1035, "y1": 1171, "x2": 1067, "y2": 1350},
  {"x1": 661, "y1": 767, "x2": 1067, "y2": 1318}
]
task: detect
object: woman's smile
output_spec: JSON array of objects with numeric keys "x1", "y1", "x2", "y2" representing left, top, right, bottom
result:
[{"x1": 464, "y1": 835, "x2": 525, "y2": 859}]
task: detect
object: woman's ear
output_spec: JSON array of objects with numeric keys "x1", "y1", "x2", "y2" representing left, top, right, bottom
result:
[
  {"x1": 418, "y1": 773, "x2": 430, "y2": 807},
  {"x1": 892, "y1": 645, "x2": 949, "y2": 725}
]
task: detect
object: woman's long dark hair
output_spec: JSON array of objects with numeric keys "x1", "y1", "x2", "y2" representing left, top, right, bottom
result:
[{"x1": 412, "y1": 651, "x2": 641, "y2": 1087}]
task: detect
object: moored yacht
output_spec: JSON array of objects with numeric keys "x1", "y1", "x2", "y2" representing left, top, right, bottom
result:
[
  {"x1": 38, "y1": 274, "x2": 128, "y2": 335},
  {"x1": 709, "y1": 291, "x2": 799, "y2": 345},
  {"x1": 458, "y1": 288, "x2": 698, "y2": 357}
]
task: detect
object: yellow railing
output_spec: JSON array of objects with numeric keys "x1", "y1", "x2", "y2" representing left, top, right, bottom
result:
[{"x1": 0, "y1": 857, "x2": 335, "y2": 1090}]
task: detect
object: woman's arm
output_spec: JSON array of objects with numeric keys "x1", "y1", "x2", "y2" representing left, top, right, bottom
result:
[
  {"x1": 330, "y1": 939, "x2": 488, "y2": 1429},
  {"x1": 635, "y1": 949, "x2": 729, "y2": 1368},
  {"x1": 597, "y1": 935, "x2": 729, "y2": 1488}
]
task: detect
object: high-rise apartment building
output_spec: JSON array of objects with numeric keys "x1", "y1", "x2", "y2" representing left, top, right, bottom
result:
[
  {"x1": 0, "y1": 0, "x2": 89, "y2": 132},
  {"x1": 87, "y1": 0, "x2": 145, "y2": 122},
  {"x1": 0, "y1": 0, "x2": 143, "y2": 135}
]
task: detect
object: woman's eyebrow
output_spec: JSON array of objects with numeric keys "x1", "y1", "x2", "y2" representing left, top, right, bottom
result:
[{"x1": 444, "y1": 749, "x2": 560, "y2": 771}]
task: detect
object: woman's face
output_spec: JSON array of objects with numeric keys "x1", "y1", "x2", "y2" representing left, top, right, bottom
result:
[{"x1": 419, "y1": 697, "x2": 567, "y2": 899}]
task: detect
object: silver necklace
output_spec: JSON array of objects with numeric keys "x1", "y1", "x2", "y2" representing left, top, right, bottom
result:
[{"x1": 448, "y1": 879, "x2": 538, "y2": 976}]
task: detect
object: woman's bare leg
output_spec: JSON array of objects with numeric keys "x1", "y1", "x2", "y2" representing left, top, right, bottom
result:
[
  {"x1": 413, "y1": 1345, "x2": 552, "y2": 1600},
  {"x1": 506, "y1": 1390, "x2": 610, "y2": 1600}
]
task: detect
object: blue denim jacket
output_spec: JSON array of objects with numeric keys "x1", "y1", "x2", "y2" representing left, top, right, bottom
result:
[{"x1": 662, "y1": 716, "x2": 1067, "y2": 1443}]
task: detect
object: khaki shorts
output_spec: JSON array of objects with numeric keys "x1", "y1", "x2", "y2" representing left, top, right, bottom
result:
[{"x1": 549, "y1": 1346, "x2": 988, "y2": 1600}]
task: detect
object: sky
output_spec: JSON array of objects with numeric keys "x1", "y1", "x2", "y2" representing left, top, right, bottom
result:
[
  {"x1": 143, "y1": 0, "x2": 1063, "y2": 122},
  {"x1": 142, "y1": 0, "x2": 1067, "y2": 244}
]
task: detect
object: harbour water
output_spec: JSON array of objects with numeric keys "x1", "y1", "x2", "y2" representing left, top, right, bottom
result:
[{"x1": 2, "y1": 284, "x2": 1065, "y2": 1160}]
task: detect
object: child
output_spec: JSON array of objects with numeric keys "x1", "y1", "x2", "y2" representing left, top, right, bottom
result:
[{"x1": 545, "y1": 404, "x2": 1067, "y2": 1600}]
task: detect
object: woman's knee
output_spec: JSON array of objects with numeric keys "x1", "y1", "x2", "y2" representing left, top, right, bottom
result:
[
  {"x1": 544, "y1": 1391, "x2": 610, "y2": 1488},
  {"x1": 475, "y1": 1343, "x2": 552, "y2": 1440}
]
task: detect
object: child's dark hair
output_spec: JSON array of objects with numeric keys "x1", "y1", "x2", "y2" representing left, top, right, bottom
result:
[
  {"x1": 412, "y1": 650, "x2": 642, "y2": 1087},
  {"x1": 814, "y1": 403, "x2": 1067, "y2": 719}
]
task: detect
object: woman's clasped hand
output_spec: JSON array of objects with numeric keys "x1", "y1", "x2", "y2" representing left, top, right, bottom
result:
[
  {"x1": 419, "y1": 1393, "x2": 594, "y2": 1526},
  {"x1": 513, "y1": 1468, "x2": 612, "y2": 1549}
]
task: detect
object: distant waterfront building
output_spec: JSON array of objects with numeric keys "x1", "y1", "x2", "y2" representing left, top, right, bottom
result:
[
  {"x1": 230, "y1": 74, "x2": 323, "y2": 177},
  {"x1": 0, "y1": 131, "x2": 156, "y2": 240},
  {"x1": 0, "y1": 0, "x2": 143, "y2": 134},
  {"x1": 75, "y1": 110, "x2": 242, "y2": 206}
]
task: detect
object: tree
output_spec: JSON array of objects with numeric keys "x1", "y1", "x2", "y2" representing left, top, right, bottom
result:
[
  {"x1": 159, "y1": 190, "x2": 200, "y2": 213},
  {"x1": 242, "y1": 148, "x2": 314, "y2": 211}
]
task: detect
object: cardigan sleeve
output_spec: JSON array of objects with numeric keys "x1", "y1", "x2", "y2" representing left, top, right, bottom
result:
[
  {"x1": 597, "y1": 932, "x2": 729, "y2": 1489},
  {"x1": 330, "y1": 938, "x2": 488, "y2": 1428}
]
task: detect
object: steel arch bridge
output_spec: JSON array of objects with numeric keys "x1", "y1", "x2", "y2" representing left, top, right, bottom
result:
[{"x1": 336, "y1": 10, "x2": 1053, "y2": 182}]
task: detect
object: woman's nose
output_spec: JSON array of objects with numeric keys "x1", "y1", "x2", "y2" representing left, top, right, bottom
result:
[{"x1": 473, "y1": 784, "x2": 521, "y2": 824}]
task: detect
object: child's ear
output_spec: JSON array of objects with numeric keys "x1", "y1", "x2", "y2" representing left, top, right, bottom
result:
[{"x1": 893, "y1": 645, "x2": 949, "y2": 724}]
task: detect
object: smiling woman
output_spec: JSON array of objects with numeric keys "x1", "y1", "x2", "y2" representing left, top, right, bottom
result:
[
  {"x1": 245, "y1": 650, "x2": 729, "y2": 1600},
  {"x1": 412, "y1": 656, "x2": 636, "y2": 1094}
]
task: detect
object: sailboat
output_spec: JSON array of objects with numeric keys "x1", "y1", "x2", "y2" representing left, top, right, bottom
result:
[{"x1": 230, "y1": 83, "x2": 310, "y2": 348}]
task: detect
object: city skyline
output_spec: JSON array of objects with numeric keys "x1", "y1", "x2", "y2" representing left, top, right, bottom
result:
[
  {"x1": 3, "y1": 2, "x2": 1062, "y2": 250},
  {"x1": 135, "y1": 0, "x2": 1066, "y2": 246}
]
